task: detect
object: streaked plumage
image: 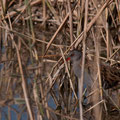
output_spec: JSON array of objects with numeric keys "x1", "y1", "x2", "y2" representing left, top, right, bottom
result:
[{"x1": 68, "y1": 49, "x2": 120, "y2": 89}]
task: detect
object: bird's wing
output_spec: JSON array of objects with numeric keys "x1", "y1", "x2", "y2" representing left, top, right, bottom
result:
[{"x1": 101, "y1": 64, "x2": 120, "y2": 89}]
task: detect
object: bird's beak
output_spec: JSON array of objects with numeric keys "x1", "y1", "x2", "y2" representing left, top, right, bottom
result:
[
  {"x1": 66, "y1": 57, "x2": 71, "y2": 61},
  {"x1": 60, "y1": 56, "x2": 70, "y2": 65},
  {"x1": 66, "y1": 51, "x2": 73, "y2": 62},
  {"x1": 66, "y1": 52, "x2": 71, "y2": 61}
]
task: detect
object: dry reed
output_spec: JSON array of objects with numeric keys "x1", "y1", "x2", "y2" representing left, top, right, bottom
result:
[{"x1": 0, "y1": 0, "x2": 120, "y2": 120}]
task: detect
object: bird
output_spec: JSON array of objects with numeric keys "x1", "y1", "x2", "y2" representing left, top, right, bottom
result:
[{"x1": 67, "y1": 49, "x2": 120, "y2": 90}]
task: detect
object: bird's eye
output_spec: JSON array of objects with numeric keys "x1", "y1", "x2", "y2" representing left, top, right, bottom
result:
[{"x1": 70, "y1": 53, "x2": 74, "y2": 57}]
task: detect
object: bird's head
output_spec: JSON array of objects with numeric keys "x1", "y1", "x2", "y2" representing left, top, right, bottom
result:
[{"x1": 67, "y1": 49, "x2": 82, "y2": 63}]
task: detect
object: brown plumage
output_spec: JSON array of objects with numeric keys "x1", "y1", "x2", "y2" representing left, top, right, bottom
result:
[
  {"x1": 68, "y1": 49, "x2": 120, "y2": 89},
  {"x1": 100, "y1": 64, "x2": 120, "y2": 89}
]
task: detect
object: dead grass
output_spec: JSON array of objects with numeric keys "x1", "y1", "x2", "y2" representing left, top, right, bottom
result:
[{"x1": 0, "y1": 0, "x2": 120, "y2": 120}]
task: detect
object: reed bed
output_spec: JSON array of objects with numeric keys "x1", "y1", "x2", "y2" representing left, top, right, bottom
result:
[{"x1": 0, "y1": 0, "x2": 120, "y2": 120}]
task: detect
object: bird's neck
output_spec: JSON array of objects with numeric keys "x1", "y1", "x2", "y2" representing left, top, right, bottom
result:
[{"x1": 72, "y1": 59, "x2": 81, "y2": 66}]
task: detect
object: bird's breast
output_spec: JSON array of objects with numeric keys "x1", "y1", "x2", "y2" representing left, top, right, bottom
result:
[{"x1": 72, "y1": 63, "x2": 93, "y2": 86}]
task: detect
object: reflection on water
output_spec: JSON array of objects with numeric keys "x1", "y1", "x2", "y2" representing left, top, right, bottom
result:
[{"x1": 1, "y1": 105, "x2": 28, "y2": 120}]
